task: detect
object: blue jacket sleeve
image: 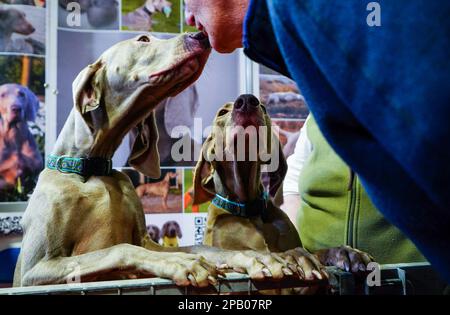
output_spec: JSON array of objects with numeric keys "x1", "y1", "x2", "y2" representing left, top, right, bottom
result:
[{"x1": 244, "y1": 0, "x2": 450, "y2": 283}]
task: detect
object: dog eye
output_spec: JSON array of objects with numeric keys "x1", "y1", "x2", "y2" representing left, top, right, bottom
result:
[
  {"x1": 218, "y1": 109, "x2": 229, "y2": 116},
  {"x1": 0, "y1": 93, "x2": 5, "y2": 98},
  {"x1": 137, "y1": 36, "x2": 150, "y2": 43},
  {"x1": 18, "y1": 91, "x2": 25, "y2": 98}
]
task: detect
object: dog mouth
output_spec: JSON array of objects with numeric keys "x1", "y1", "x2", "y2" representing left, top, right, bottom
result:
[{"x1": 149, "y1": 50, "x2": 209, "y2": 84}]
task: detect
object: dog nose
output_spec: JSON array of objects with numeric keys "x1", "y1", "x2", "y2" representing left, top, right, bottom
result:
[
  {"x1": 234, "y1": 94, "x2": 260, "y2": 111},
  {"x1": 188, "y1": 32, "x2": 210, "y2": 49},
  {"x1": 11, "y1": 106, "x2": 22, "y2": 113}
]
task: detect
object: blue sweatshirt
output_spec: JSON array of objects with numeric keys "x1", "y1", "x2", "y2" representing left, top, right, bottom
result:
[{"x1": 243, "y1": 0, "x2": 450, "y2": 283}]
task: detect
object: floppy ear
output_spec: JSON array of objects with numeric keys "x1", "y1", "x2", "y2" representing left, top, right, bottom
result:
[
  {"x1": 23, "y1": 86, "x2": 39, "y2": 122},
  {"x1": 262, "y1": 112, "x2": 288, "y2": 198},
  {"x1": 128, "y1": 112, "x2": 161, "y2": 179},
  {"x1": 192, "y1": 136, "x2": 216, "y2": 205},
  {"x1": 72, "y1": 60, "x2": 105, "y2": 148},
  {"x1": 160, "y1": 223, "x2": 168, "y2": 239},
  {"x1": 175, "y1": 222, "x2": 182, "y2": 239},
  {"x1": 73, "y1": 60, "x2": 104, "y2": 118},
  {"x1": 268, "y1": 133, "x2": 287, "y2": 197}
]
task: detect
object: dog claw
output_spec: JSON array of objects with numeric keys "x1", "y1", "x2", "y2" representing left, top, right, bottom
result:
[
  {"x1": 262, "y1": 268, "x2": 272, "y2": 277},
  {"x1": 187, "y1": 274, "x2": 198, "y2": 287},
  {"x1": 217, "y1": 263, "x2": 229, "y2": 269},
  {"x1": 312, "y1": 270, "x2": 322, "y2": 280},
  {"x1": 208, "y1": 276, "x2": 217, "y2": 286}
]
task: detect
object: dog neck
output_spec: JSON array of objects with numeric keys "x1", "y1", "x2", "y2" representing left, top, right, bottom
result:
[
  {"x1": 0, "y1": 119, "x2": 29, "y2": 142},
  {"x1": 0, "y1": 31, "x2": 12, "y2": 41},
  {"x1": 214, "y1": 160, "x2": 263, "y2": 203}
]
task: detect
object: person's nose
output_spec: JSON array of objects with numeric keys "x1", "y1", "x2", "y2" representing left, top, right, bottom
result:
[{"x1": 234, "y1": 94, "x2": 260, "y2": 112}]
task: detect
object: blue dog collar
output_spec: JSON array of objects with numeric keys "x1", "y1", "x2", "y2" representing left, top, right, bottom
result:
[
  {"x1": 212, "y1": 192, "x2": 269, "y2": 220},
  {"x1": 46, "y1": 155, "x2": 113, "y2": 177}
]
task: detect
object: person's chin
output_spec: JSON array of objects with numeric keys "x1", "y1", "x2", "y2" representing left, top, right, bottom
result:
[{"x1": 210, "y1": 38, "x2": 240, "y2": 54}]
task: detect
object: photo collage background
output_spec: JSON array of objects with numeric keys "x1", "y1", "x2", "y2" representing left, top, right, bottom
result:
[
  {"x1": 0, "y1": 0, "x2": 46, "y2": 287},
  {"x1": 0, "y1": 0, "x2": 310, "y2": 287}
]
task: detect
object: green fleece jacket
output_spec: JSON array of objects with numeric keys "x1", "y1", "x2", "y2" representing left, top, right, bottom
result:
[{"x1": 298, "y1": 116, "x2": 425, "y2": 264}]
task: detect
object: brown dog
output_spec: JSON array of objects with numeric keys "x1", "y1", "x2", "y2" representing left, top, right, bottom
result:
[
  {"x1": 193, "y1": 95, "x2": 373, "y2": 279},
  {"x1": 14, "y1": 34, "x2": 309, "y2": 288},
  {"x1": 136, "y1": 171, "x2": 177, "y2": 210},
  {"x1": 0, "y1": 84, "x2": 42, "y2": 192}
]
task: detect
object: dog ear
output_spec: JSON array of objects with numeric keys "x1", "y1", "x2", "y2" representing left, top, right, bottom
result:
[
  {"x1": 175, "y1": 222, "x2": 182, "y2": 239},
  {"x1": 71, "y1": 60, "x2": 105, "y2": 148},
  {"x1": 72, "y1": 60, "x2": 105, "y2": 121},
  {"x1": 128, "y1": 111, "x2": 161, "y2": 179},
  {"x1": 160, "y1": 223, "x2": 168, "y2": 239},
  {"x1": 262, "y1": 111, "x2": 288, "y2": 198},
  {"x1": 22, "y1": 86, "x2": 39, "y2": 122},
  {"x1": 192, "y1": 136, "x2": 216, "y2": 205}
]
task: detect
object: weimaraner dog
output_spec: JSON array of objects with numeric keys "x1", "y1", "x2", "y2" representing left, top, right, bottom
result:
[
  {"x1": 193, "y1": 95, "x2": 374, "y2": 280},
  {"x1": 14, "y1": 33, "x2": 310, "y2": 288}
]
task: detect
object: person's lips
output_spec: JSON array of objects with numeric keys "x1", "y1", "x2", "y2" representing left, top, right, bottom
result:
[{"x1": 185, "y1": 11, "x2": 196, "y2": 26}]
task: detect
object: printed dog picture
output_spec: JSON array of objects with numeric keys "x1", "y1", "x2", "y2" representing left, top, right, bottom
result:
[
  {"x1": 183, "y1": 168, "x2": 208, "y2": 213},
  {"x1": 182, "y1": 0, "x2": 196, "y2": 33},
  {"x1": 0, "y1": 4, "x2": 45, "y2": 55},
  {"x1": 0, "y1": 212, "x2": 22, "y2": 288},
  {"x1": 273, "y1": 119, "x2": 305, "y2": 159},
  {"x1": 0, "y1": 1, "x2": 45, "y2": 6},
  {"x1": 144, "y1": 213, "x2": 207, "y2": 247},
  {"x1": 0, "y1": 55, "x2": 45, "y2": 202},
  {"x1": 260, "y1": 65, "x2": 309, "y2": 119},
  {"x1": 122, "y1": 0, "x2": 181, "y2": 33},
  {"x1": 58, "y1": 0, "x2": 120, "y2": 30},
  {"x1": 122, "y1": 168, "x2": 183, "y2": 214}
]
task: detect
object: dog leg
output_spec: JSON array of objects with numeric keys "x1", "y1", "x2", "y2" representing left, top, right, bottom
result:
[
  {"x1": 142, "y1": 238, "x2": 296, "y2": 281},
  {"x1": 20, "y1": 244, "x2": 218, "y2": 287},
  {"x1": 163, "y1": 194, "x2": 168, "y2": 210}
]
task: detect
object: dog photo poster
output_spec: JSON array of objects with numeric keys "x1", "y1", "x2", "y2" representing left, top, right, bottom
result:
[{"x1": 0, "y1": 1, "x2": 47, "y2": 287}]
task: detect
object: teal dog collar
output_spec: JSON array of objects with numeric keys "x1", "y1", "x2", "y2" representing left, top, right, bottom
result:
[
  {"x1": 212, "y1": 192, "x2": 269, "y2": 221},
  {"x1": 46, "y1": 155, "x2": 113, "y2": 177}
]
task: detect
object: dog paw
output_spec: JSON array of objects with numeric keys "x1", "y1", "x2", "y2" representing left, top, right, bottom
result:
[
  {"x1": 139, "y1": 251, "x2": 220, "y2": 287},
  {"x1": 277, "y1": 247, "x2": 328, "y2": 280},
  {"x1": 217, "y1": 250, "x2": 300, "y2": 281},
  {"x1": 315, "y1": 245, "x2": 374, "y2": 273}
]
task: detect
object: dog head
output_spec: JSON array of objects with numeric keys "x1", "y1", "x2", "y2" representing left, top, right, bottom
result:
[
  {"x1": 0, "y1": 8, "x2": 35, "y2": 35},
  {"x1": 70, "y1": 32, "x2": 210, "y2": 178},
  {"x1": 160, "y1": 220, "x2": 182, "y2": 239},
  {"x1": 0, "y1": 84, "x2": 39, "y2": 127},
  {"x1": 193, "y1": 94, "x2": 287, "y2": 204},
  {"x1": 146, "y1": 224, "x2": 161, "y2": 243}
]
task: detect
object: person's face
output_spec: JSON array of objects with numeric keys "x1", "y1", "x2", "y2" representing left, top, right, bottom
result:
[{"x1": 184, "y1": 0, "x2": 249, "y2": 53}]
